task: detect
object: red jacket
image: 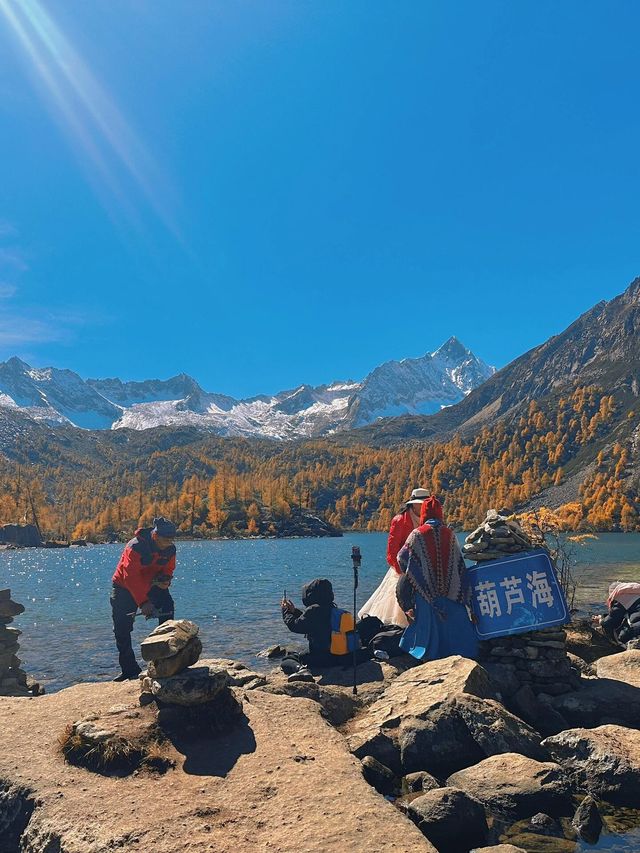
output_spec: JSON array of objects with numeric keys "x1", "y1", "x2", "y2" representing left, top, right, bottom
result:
[
  {"x1": 112, "y1": 528, "x2": 176, "y2": 606},
  {"x1": 387, "y1": 510, "x2": 418, "y2": 574}
]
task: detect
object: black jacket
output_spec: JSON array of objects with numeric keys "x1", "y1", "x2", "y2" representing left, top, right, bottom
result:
[
  {"x1": 602, "y1": 597, "x2": 640, "y2": 643},
  {"x1": 282, "y1": 578, "x2": 335, "y2": 658},
  {"x1": 282, "y1": 578, "x2": 374, "y2": 667}
]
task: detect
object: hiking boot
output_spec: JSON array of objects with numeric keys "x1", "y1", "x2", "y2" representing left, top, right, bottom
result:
[
  {"x1": 288, "y1": 668, "x2": 315, "y2": 684},
  {"x1": 113, "y1": 671, "x2": 141, "y2": 682}
]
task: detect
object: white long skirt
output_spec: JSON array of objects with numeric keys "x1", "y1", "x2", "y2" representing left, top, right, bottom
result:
[{"x1": 358, "y1": 567, "x2": 409, "y2": 627}]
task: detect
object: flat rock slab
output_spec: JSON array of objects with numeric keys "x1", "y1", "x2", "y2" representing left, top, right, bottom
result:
[
  {"x1": 147, "y1": 637, "x2": 203, "y2": 679},
  {"x1": 542, "y1": 724, "x2": 640, "y2": 807},
  {"x1": 447, "y1": 753, "x2": 573, "y2": 819},
  {"x1": 595, "y1": 650, "x2": 640, "y2": 688},
  {"x1": 260, "y1": 678, "x2": 359, "y2": 726},
  {"x1": 199, "y1": 658, "x2": 267, "y2": 690},
  {"x1": 150, "y1": 665, "x2": 230, "y2": 705},
  {"x1": 0, "y1": 680, "x2": 436, "y2": 853},
  {"x1": 140, "y1": 620, "x2": 199, "y2": 662}
]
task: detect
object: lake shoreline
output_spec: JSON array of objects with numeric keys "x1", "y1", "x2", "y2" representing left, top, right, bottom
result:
[{"x1": 2, "y1": 532, "x2": 639, "y2": 694}]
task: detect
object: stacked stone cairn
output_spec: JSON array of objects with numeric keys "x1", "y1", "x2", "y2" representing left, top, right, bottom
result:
[
  {"x1": 463, "y1": 508, "x2": 533, "y2": 560},
  {"x1": 139, "y1": 619, "x2": 243, "y2": 733},
  {"x1": 0, "y1": 588, "x2": 43, "y2": 697},
  {"x1": 464, "y1": 511, "x2": 576, "y2": 704}
]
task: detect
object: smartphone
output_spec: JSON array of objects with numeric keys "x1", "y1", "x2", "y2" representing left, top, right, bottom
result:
[{"x1": 283, "y1": 588, "x2": 287, "y2": 600}]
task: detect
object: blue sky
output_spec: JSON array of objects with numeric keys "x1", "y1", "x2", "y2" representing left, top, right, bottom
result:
[{"x1": 0, "y1": 1, "x2": 638, "y2": 397}]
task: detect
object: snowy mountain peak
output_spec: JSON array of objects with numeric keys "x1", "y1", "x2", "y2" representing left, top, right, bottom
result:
[
  {"x1": 432, "y1": 336, "x2": 470, "y2": 361},
  {"x1": 0, "y1": 340, "x2": 494, "y2": 439}
]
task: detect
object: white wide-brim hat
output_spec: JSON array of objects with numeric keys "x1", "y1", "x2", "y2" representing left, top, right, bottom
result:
[{"x1": 406, "y1": 487, "x2": 430, "y2": 506}]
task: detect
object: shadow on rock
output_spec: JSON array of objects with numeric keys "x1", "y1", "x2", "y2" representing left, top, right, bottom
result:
[
  {"x1": 549, "y1": 676, "x2": 640, "y2": 729},
  {"x1": 312, "y1": 655, "x2": 416, "y2": 688},
  {"x1": 164, "y1": 716, "x2": 257, "y2": 776}
]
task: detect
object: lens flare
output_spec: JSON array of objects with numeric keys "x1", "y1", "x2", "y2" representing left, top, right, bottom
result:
[{"x1": 0, "y1": 0, "x2": 181, "y2": 239}]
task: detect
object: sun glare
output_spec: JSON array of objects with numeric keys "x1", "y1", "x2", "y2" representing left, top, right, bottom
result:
[{"x1": 0, "y1": 0, "x2": 181, "y2": 239}]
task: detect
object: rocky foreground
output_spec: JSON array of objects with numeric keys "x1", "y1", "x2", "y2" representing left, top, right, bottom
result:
[{"x1": 1, "y1": 623, "x2": 640, "y2": 853}]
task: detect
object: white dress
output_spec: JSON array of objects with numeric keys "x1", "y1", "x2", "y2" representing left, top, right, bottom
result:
[{"x1": 358, "y1": 566, "x2": 409, "y2": 627}]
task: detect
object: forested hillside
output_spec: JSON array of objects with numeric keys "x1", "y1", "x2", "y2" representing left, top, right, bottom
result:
[{"x1": 0, "y1": 383, "x2": 637, "y2": 540}]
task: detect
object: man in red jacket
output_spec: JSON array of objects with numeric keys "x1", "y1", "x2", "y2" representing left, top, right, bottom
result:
[{"x1": 110, "y1": 517, "x2": 177, "y2": 680}]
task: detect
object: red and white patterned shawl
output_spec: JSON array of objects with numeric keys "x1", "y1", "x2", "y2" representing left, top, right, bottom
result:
[{"x1": 397, "y1": 520, "x2": 470, "y2": 607}]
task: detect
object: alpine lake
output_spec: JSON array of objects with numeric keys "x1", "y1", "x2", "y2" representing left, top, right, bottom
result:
[{"x1": 2, "y1": 531, "x2": 640, "y2": 853}]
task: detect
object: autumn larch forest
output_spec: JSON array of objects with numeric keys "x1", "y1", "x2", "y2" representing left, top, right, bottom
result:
[{"x1": 0, "y1": 382, "x2": 637, "y2": 542}]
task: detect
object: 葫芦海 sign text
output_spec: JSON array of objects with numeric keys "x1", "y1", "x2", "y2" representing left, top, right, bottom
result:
[{"x1": 467, "y1": 548, "x2": 569, "y2": 640}]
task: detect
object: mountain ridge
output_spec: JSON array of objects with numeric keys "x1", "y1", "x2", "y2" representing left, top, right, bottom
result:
[
  {"x1": 346, "y1": 277, "x2": 640, "y2": 446},
  {"x1": 0, "y1": 336, "x2": 494, "y2": 440},
  {"x1": 0, "y1": 280, "x2": 639, "y2": 536}
]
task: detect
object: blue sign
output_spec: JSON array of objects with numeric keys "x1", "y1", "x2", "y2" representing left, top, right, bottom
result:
[{"x1": 467, "y1": 548, "x2": 569, "y2": 640}]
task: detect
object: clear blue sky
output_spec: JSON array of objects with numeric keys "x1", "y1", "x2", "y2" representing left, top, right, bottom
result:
[{"x1": 0, "y1": 1, "x2": 638, "y2": 397}]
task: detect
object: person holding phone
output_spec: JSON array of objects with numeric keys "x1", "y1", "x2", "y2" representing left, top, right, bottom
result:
[{"x1": 280, "y1": 578, "x2": 360, "y2": 671}]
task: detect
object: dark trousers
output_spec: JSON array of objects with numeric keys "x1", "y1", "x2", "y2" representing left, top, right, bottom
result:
[{"x1": 110, "y1": 583, "x2": 175, "y2": 676}]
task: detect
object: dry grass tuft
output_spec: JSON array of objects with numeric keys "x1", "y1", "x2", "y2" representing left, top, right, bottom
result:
[{"x1": 59, "y1": 724, "x2": 172, "y2": 775}]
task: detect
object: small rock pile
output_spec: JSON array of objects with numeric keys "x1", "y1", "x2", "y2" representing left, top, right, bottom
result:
[
  {"x1": 463, "y1": 508, "x2": 533, "y2": 559},
  {"x1": 141, "y1": 619, "x2": 203, "y2": 679},
  {"x1": 139, "y1": 620, "x2": 243, "y2": 733},
  {"x1": 0, "y1": 588, "x2": 43, "y2": 697},
  {"x1": 464, "y1": 511, "x2": 576, "y2": 703},
  {"x1": 481, "y1": 626, "x2": 577, "y2": 698}
]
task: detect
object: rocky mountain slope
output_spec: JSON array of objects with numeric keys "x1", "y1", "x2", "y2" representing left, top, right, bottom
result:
[
  {"x1": 0, "y1": 338, "x2": 493, "y2": 440},
  {"x1": 349, "y1": 277, "x2": 640, "y2": 446}
]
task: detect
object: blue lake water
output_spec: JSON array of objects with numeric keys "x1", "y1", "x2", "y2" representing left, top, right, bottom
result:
[{"x1": 1, "y1": 532, "x2": 639, "y2": 692}]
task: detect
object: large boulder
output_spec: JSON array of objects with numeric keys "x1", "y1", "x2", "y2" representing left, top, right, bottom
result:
[
  {"x1": 407, "y1": 787, "x2": 489, "y2": 852},
  {"x1": 548, "y1": 675, "x2": 640, "y2": 728},
  {"x1": 542, "y1": 724, "x2": 640, "y2": 806},
  {"x1": 595, "y1": 649, "x2": 640, "y2": 688},
  {"x1": 447, "y1": 753, "x2": 573, "y2": 819},
  {"x1": 140, "y1": 620, "x2": 199, "y2": 662},
  {"x1": 348, "y1": 657, "x2": 545, "y2": 777}
]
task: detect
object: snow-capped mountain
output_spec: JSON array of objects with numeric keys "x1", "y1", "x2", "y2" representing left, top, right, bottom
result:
[
  {"x1": 0, "y1": 357, "x2": 121, "y2": 429},
  {"x1": 0, "y1": 338, "x2": 494, "y2": 439}
]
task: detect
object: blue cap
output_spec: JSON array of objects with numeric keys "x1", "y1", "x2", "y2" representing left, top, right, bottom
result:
[{"x1": 152, "y1": 517, "x2": 177, "y2": 538}]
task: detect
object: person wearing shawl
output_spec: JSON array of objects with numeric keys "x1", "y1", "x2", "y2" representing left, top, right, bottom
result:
[
  {"x1": 395, "y1": 496, "x2": 478, "y2": 661},
  {"x1": 592, "y1": 582, "x2": 640, "y2": 646}
]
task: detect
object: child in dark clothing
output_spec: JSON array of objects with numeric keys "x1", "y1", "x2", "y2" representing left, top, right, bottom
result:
[{"x1": 281, "y1": 578, "x2": 364, "y2": 672}]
